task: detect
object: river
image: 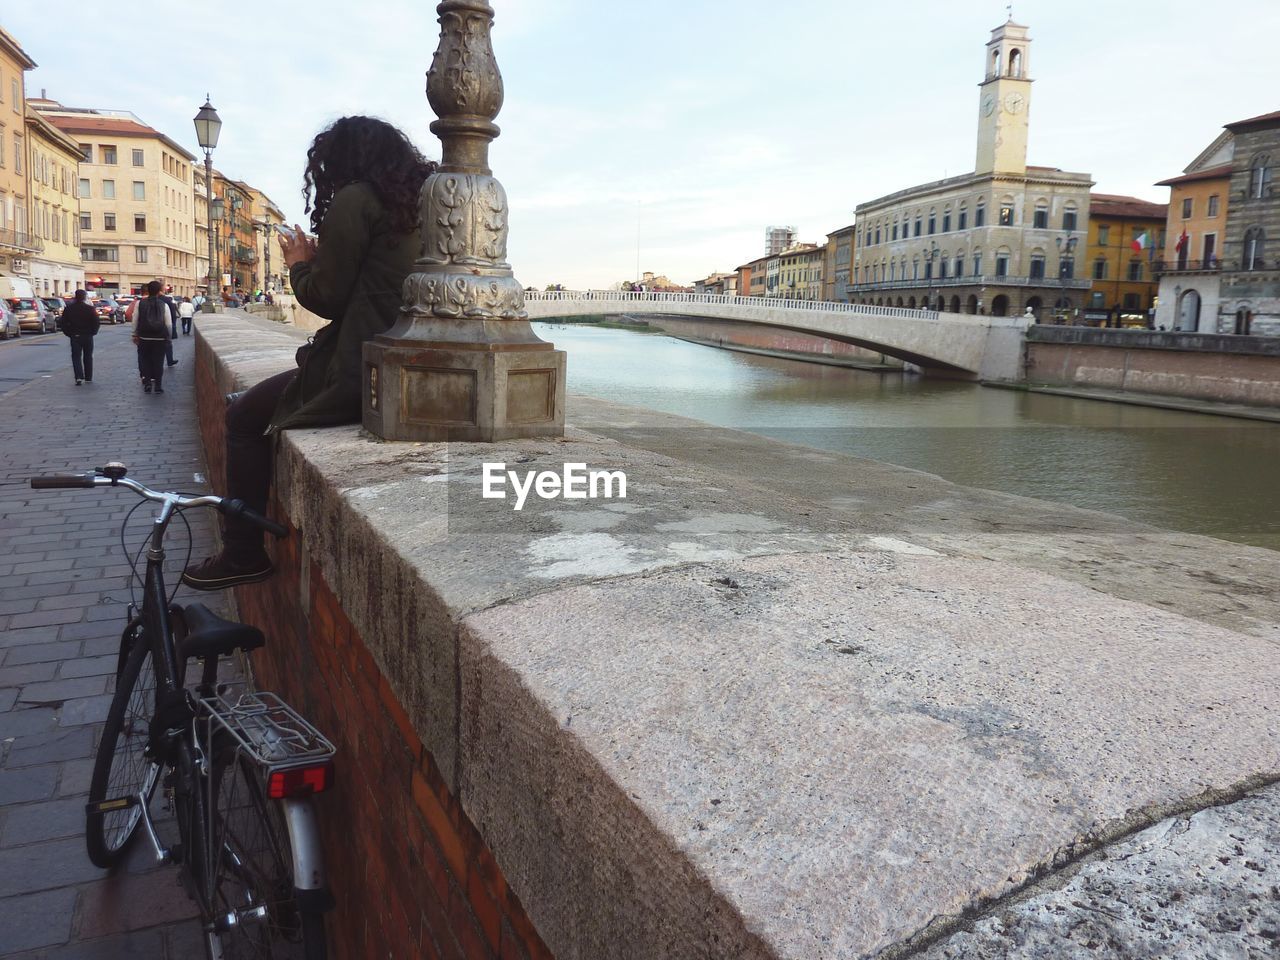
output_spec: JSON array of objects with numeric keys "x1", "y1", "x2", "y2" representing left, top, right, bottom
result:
[{"x1": 534, "y1": 321, "x2": 1280, "y2": 551}]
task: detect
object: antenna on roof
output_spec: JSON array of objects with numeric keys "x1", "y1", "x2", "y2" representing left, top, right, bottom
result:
[{"x1": 1006, "y1": 2, "x2": 1013, "y2": 20}]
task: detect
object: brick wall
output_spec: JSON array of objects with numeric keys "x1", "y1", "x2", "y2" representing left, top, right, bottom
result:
[{"x1": 195, "y1": 349, "x2": 553, "y2": 960}]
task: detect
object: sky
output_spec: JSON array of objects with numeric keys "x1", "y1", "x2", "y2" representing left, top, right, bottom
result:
[{"x1": 5, "y1": 0, "x2": 1278, "y2": 289}]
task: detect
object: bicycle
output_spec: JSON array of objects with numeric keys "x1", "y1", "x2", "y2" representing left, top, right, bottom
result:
[{"x1": 31, "y1": 462, "x2": 336, "y2": 960}]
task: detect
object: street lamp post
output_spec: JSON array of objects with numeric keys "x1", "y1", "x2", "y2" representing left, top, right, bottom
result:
[
  {"x1": 925, "y1": 241, "x2": 939, "y2": 311},
  {"x1": 1055, "y1": 232, "x2": 1078, "y2": 324},
  {"x1": 193, "y1": 97, "x2": 222, "y2": 313},
  {"x1": 210, "y1": 196, "x2": 224, "y2": 304}
]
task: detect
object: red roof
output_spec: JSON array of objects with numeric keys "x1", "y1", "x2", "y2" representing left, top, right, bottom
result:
[
  {"x1": 40, "y1": 113, "x2": 196, "y2": 160},
  {"x1": 1225, "y1": 109, "x2": 1280, "y2": 132},
  {"x1": 1089, "y1": 193, "x2": 1167, "y2": 220},
  {"x1": 1154, "y1": 163, "x2": 1233, "y2": 187}
]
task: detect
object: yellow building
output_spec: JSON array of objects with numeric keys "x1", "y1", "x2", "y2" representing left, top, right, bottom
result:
[
  {"x1": 245, "y1": 186, "x2": 287, "y2": 294},
  {"x1": 778, "y1": 243, "x2": 823, "y2": 300},
  {"x1": 25, "y1": 110, "x2": 83, "y2": 295},
  {"x1": 1083, "y1": 194, "x2": 1166, "y2": 325},
  {"x1": 36, "y1": 102, "x2": 198, "y2": 297},
  {"x1": 0, "y1": 27, "x2": 38, "y2": 282}
]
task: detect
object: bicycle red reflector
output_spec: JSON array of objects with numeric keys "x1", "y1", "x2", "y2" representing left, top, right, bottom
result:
[{"x1": 268, "y1": 762, "x2": 333, "y2": 799}]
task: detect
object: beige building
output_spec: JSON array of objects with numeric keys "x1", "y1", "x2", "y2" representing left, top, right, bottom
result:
[
  {"x1": 850, "y1": 19, "x2": 1094, "y2": 319},
  {"x1": 35, "y1": 102, "x2": 198, "y2": 297},
  {"x1": 778, "y1": 243, "x2": 824, "y2": 300},
  {"x1": 26, "y1": 110, "x2": 84, "y2": 295},
  {"x1": 194, "y1": 164, "x2": 211, "y2": 294},
  {"x1": 0, "y1": 28, "x2": 38, "y2": 282},
  {"x1": 245, "y1": 186, "x2": 287, "y2": 294}
]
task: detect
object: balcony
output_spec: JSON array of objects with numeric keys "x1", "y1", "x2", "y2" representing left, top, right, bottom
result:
[
  {"x1": 232, "y1": 245, "x2": 258, "y2": 265},
  {"x1": 1152, "y1": 258, "x2": 1221, "y2": 277},
  {"x1": 0, "y1": 228, "x2": 44, "y2": 254},
  {"x1": 846, "y1": 274, "x2": 1092, "y2": 293}
]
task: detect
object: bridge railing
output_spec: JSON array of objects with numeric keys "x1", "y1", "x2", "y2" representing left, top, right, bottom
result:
[{"x1": 524, "y1": 289, "x2": 941, "y2": 321}]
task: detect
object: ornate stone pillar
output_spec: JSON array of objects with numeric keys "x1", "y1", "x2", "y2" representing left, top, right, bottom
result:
[{"x1": 363, "y1": 0, "x2": 565, "y2": 442}]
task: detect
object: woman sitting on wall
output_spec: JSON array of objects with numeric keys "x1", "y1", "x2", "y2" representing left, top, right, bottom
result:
[{"x1": 183, "y1": 116, "x2": 437, "y2": 591}]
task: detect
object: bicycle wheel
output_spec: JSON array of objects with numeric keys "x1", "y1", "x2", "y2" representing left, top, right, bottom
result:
[
  {"x1": 86, "y1": 634, "x2": 160, "y2": 868},
  {"x1": 205, "y1": 740, "x2": 327, "y2": 960}
]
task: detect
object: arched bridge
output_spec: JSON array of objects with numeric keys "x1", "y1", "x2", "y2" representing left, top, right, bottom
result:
[{"x1": 523, "y1": 291, "x2": 1030, "y2": 380}]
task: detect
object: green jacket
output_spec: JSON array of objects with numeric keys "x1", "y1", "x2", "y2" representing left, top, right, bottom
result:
[{"x1": 268, "y1": 181, "x2": 418, "y2": 432}]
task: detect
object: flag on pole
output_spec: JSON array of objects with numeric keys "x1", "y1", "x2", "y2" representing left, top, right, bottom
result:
[
  {"x1": 1131, "y1": 232, "x2": 1150, "y2": 254},
  {"x1": 1175, "y1": 229, "x2": 1189, "y2": 253}
]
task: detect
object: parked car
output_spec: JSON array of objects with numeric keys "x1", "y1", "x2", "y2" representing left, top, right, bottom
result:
[
  {"x1": 0, "y1": 300, "x2": 18, "y2": 340},
  {"x1": 8, "y1": 296, "x2": 56, "y2": 333},
  {"x1": 41, "y1": 296, "x2": 67, "y2": 328},
  {"x1": 115, "y1": 294, "x2": 137, "y2": 315}
]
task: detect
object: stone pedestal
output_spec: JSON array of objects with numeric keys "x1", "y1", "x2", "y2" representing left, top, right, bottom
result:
[{"x1": 363, "y1": 0, "x2": 565, "y2": 442}]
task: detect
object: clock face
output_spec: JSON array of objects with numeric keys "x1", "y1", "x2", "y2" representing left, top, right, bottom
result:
[
  {"x1": 982, "y1": 96, "x2": 996, "y2": 117},
  {"x1": 1004, "y1": 93, "x2": 1025, "y2": 114}
]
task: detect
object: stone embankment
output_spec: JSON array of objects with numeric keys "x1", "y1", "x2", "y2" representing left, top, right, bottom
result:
[{"x1": 199, "y1": 313, "x2": 1280, "y2": 959}]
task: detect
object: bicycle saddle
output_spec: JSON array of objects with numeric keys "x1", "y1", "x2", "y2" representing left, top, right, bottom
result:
[{"x1": 179, "y1": 603, "x2": 265, "y2": 662}]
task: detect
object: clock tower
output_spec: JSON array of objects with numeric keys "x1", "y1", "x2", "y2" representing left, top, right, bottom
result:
[{"x1": 975, "y1": 19, "x2": 1032, "y2": 176}]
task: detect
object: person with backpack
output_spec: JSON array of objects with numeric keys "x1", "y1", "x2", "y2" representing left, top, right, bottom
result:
[{"x1": 132, "y1": 281, "x2": 173, "y2": 394}]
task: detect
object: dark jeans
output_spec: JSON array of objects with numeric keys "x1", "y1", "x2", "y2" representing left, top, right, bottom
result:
[
  {"x1": 224, "y1": 369, "x2": 296, "y2": 553},
  {"x1": 181, "y1": 315, "x2": 192, "y2": 335},
  {"x1": 165, "y1": 336, "x2": 175, "y2": 364},
  {"x1": 69, "y1": 334, "x2": 94, "y2": 381},
  {"x1": 137, "y1": 340, "x2": 168, "y2": 387}
]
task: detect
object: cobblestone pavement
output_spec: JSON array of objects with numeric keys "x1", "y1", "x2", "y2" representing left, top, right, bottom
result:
[{"x1": 0, "y1": 326, "x2": 229, "y2": 958}]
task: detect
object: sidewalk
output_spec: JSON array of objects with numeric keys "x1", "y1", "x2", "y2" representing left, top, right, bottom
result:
[{"x1": 0, "y1": 326, "x2": 226, "y2": 958}]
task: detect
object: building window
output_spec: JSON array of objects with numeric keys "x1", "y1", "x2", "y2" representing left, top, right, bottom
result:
[
  {"x1": 9, "y1": 79, "x2": 17, "y2": 111},
  {"x1": 1249, "y1": 155, "x2": 1272, "y2": 199},
  {"x1": 1127, "y1": 260, "x2": 1142, "y2": 281},
  {"x1": 975, "y1": 201, "x2": 986, "y2": 228},
  {"x1": 81, "y1": 246, "x2": 119, "y2": 262},
  {"x1": 80, "y1": 143, "x2": 92, "y2": 162},
  {"x1": 891, "y1": 222, "x2": 898, "y2": 241},
  {"x1": 103, "y1": 213, "x2": 116, "y2": 231},
  {"x1": 78, "y1": 178, "x2": 90, "y2": 198},
  {"x1": 1092, "y1": 257, "x2": 1107, "y2": 280},
  {"x1": 874, "y1": 228, "x2": 881, "y2": 245},
  {"x1": 999, "y1": 204, "x2": 1014, "y2": 226},
  {"x1": 972, "y1": 252, "x2": 982, "y2": 276},
  {"x1": 1243, "y1": 227, "x2": 1265, "y2": 270},
  {"x1": 913, "y1": 217, "x2": 921, "y2": 237},
  {"x1": 1181, "y1": 197, "x2": 1193, "y2": 219},
  {"x1": 995, "y1": 252, "x2": 1010, "y2": 277},
  {"x1": 1098, "y1": 225, "x2": 1110, "y2": 246},
  {"x1": 80, "y1": 212, "x2": 91, "y2": 230},
  {"x1": 134, "y1": 215, "x2": 146, "y2": 232},
  {"x1": 1033, "y1": 204, "x2": 1048, "y2": 228},
  {"x1": 133, "y1": 181, "x2": 145, "y2": 200},
  {"x1": 1207, "y1": 194, "x2": 1220, "y2": 217},
  {"x1": 942, "y1": 212, "x2": 951, "y2": 233},
  {"x1": 1063, "y1": 208, "x2": 1078, "y2": 231},
  {"x1": 132, "y1": 149, "x2": 144, "y2": 166},
  {"x1": 1029, "y1": 254, "x2": 1045, "y2": 279},
  {"x1": 135, "y1": 246, "x2": 148, "y2": 263},
  {"x1": 927, "y1": 212, "x2": 936, "y2": 235},
  {"x1": 102, "y1": 180, "x2": 115, "y2": 199},
  {"x1": 13, "y1": 134, "x2": 22, "y2": 174},
  {"x1": 101, "y1": 145, "x2": 117, "y2": 165},
  {"x1": 1059, "y1": 255, "x2": 1075, "y2": 280},
  {"x1": 954, "y1": 254, "x2": 964, "y2": 276},
  {"x1": 1123, "y1": 293, "x2": 1141, "y2": 311}
]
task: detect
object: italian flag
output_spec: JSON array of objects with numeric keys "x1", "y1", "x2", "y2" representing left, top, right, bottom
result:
[{"x1": 1131, "y1": 232, "x2": 1150, "y2": 254}]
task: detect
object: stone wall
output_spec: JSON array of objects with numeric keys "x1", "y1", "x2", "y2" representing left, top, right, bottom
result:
[
  {"x1": 1024, "y1": 326, "x2": 1280, "y2": 406},
  {"x1": 646, "y1": 314, "x2": 900, "y2": 368},
  {"x1": 192, "y1": 314, "x2": 1280, "y2": 960},
  {"x1": 195, "y1": 346, "x2": 553, "y2": 960}
]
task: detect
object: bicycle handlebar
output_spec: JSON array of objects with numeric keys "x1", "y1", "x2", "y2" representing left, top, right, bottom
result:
[{"x1": 29, "y1": 468, "x2": 288, "y2": 538}]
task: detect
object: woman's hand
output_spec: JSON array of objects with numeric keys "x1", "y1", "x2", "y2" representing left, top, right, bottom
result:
[{"x1": 279, "y1": 225, "x2": 317, "y2": 269}]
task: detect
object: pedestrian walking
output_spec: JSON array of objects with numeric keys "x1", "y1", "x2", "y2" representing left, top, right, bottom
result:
[
  {"x1": 132, "y1": 281, "x2": 173, "y2": 394},
  {"x1": 179, "y1": 296, "x2": 195, "y2": 335},
  {"x1": 60, "y1": 289, "x2": 100, "y2": 385},
  {"x1": 161, "y1": 290, "x2": 180, "y2": 367}
]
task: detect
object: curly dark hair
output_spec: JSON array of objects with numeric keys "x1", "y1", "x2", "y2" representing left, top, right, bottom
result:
[{"x1": 302, "y1": 116, "x2": 437, "y2": 237}]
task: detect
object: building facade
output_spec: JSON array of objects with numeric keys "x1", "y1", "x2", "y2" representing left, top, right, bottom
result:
[
  {"x1": 849, "y1": 20, "x2": 1094, "y2": 318},
  {"x1": 1218, "y1": 111, "x2": 1279, "y2": 336},
  {"x1": 778, "y1": 243, "x2": 823, "y2": 300},
  {"x1": 1083, "y1": 194, "x2": 1166, "y2": 325},
  {"x1": 824, "y1": 224, "x2": 855, "y2": 302},
  {"x1": 25, "y1": 110, "x2": 84, "y2": 295},
  {"x1": 1152, "y1": 131, "x2": 1234, "y2": 333},
  {"x1": 0, "y1": 28, "x2": 38, "y2": 282},
  {"x1": 245, "y1": 186, "x2": 286, "y2": 294},
  {"x1": 37, "y1": 103, "x2": 198, "y2": 297}
]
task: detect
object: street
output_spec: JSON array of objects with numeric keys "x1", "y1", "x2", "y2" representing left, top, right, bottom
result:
[{"x1": 0, "y1": 324, "x2": 227, "y2": 958}]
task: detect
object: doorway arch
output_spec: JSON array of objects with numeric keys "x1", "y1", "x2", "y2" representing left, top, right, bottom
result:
[
  {"x1": 949, "y1": 295, "x2": 961, "y2": 313},
  {"x1": 1025, "y1": 296, "x2": 1043, "y2": 321},
  {"x1": 1177, "y1": 290, "x2": 1201, "y2": 332},
  {"x1": 966, "y1": 294, "x2": 978, "y2": 315},
  {"x1": 991, "y1": 294, "x2": 1009, "y2": 316}
]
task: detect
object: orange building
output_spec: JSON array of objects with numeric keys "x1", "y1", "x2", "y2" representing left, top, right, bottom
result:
[{"x1": 1083, "y1": 194, "x2": 1166, "y2": 324}]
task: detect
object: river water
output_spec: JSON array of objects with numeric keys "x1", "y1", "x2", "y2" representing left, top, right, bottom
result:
[{"x1": 534, "y1": 321, "x2": 1280, "y2": 551}]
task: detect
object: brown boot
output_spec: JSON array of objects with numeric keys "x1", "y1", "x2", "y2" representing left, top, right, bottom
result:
[{"x1": 181, "y1": 549, "x2": 274, "y2": 591}]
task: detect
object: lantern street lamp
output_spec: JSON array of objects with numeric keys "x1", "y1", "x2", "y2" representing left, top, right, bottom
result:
[
  {"x1": 193, "y1": 96, "x2": 222, "y2": 312},
  {"x1": 1055, "y1": 232, "x2": 1079, "y2": 324}
]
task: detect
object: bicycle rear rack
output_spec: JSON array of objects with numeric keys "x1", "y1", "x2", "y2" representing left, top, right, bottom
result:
[{"x1": 197, "y1": 689, "x2": 335, "y2": 771}]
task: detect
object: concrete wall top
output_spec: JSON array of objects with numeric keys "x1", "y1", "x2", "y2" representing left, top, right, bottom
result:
[
  {"x1": 199, "y1": 314, "x2": 1280, "y2": 960},
  {"x1": 1026, "y1": 323, "x2": 1280, "y2": 356}
]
